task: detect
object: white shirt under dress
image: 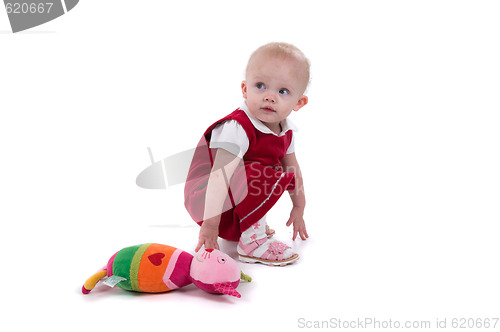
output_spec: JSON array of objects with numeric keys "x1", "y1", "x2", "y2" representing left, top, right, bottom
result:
[{"x1": 209, "y1": 102, "x2": 298, "y2": 159}]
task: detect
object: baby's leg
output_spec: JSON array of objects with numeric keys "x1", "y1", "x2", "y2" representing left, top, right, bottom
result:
[
  {"x1": 237, "y1": 215, "x2": 299, "y2": 266},
  {"x1": 239, "y1": 215, "x2": 268, "y2": 244}
]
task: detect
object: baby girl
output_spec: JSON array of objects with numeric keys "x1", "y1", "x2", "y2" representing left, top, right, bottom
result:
[{"x1": 184, "y1": 42, "x2": 310, "y2": 266}]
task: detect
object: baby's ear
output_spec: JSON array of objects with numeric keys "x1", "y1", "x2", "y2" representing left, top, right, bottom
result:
[
  {"x1": 293, "y1": 95, "x2": 308, "y2": 112},
  {"x1": 241, "y1": 81, "x2": 248, "y2": 99}
]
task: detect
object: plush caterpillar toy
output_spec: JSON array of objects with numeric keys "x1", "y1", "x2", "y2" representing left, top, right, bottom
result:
[{"x1": 82, "y1": 244, "x2": 251, "y2": 298}]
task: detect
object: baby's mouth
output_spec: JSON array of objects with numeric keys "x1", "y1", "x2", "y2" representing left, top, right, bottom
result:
[{"x1": 261, "y1": 106, "x2": 276, "y2": 112}]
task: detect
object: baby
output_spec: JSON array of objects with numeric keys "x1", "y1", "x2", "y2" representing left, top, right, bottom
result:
[{"x1": 184, "y1": 42, "x2": 309, "y2": 266}]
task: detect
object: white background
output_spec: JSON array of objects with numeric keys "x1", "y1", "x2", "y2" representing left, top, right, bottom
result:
[{"x1": 1, "y1": 1, "x2": 499, "y2": 331}]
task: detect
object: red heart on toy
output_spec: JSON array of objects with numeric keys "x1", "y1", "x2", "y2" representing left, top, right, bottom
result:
[{"x1": 148, "y1": 253, "x2": 165, "y2": 266}]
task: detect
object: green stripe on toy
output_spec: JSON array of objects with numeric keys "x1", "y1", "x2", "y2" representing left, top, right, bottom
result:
[
  {"x1": 130, "y1": 243, "x2": 152, "y2": 291},
  {"x1": 112, "y1": 244, "x2": 142, "y2": 290}
]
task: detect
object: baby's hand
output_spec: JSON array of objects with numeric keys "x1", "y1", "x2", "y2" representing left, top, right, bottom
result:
[
  {"x1": 286, "y1": 206, "x2": 309, "y2": 241},
  {"x1": 195, "y1": 221, "x2": 220, "y2": 252}
]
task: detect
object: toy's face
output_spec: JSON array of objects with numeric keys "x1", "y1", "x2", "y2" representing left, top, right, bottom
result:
[
  {"x1": 192, "y1": 249, "x2": 240, "y2": 284},
  {"x1": 190, "y1": 249, "x2": 241, "y2": 297}
]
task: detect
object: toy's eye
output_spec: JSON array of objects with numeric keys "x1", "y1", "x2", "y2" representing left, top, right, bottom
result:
[{"x1": 217, "y1": 257, "x2": 226, "y2": 264}]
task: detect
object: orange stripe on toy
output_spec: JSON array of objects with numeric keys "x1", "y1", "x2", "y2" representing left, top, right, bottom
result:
[{"x1": 137, "y1": 244, "x2": 177, "y2": 292}]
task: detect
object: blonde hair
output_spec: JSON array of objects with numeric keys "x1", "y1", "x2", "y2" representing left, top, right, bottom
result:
[{"x1": 246, "y1": 42, "x2": 311, "y2": 92}]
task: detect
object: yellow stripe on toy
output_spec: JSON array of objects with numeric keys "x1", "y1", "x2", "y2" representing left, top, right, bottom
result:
[{"x1": 82, "y1": 270, "x2": 107, "y2": 294}]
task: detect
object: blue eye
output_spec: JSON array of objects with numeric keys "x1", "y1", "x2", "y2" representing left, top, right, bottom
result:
[
  {"x1": 279, "y1": 89, "x2": 289, "y2": 95},
  {"x1": 256, "y1": 83, "x2": 265, "y2": 89}
]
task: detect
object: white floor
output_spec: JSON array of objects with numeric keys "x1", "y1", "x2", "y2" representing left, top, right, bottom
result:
[
  {"x1": 5, "y1": 185, "x2": 500, "y2": 331},
  {"x1": 1, "y1": 1, "x2": 500, "y2": 331}
]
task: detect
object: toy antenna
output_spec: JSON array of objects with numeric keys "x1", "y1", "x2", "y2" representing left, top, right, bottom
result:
[{"x1": 240, "y1": 271, "x2": 252, "y2": 282}]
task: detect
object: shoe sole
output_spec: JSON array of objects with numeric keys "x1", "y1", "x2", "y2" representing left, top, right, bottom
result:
[{"x1": 239, "y1": 253, "x2": 299, "y2": 267}]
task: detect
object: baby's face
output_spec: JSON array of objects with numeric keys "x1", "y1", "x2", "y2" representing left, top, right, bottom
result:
[{"x1": 242, "y1": 54, "x2": 308, "y2": 133}]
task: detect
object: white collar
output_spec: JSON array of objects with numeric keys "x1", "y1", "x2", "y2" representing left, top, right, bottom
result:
[{"x1": 239, "y1": 101, "x2": 298, "y2": 137}]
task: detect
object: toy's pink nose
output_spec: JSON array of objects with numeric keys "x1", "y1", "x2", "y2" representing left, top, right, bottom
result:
[{"x1": 205, "y1": 249, "x2": 214, "y2": 252}]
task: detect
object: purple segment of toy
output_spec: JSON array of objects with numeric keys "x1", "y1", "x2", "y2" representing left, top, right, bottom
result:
[
  {"x1": 168, "y1": 251, "x2": 194, "y2": 288},
  {"x1": 106, "y1": 251, "x2": 118, "y2": 277}
]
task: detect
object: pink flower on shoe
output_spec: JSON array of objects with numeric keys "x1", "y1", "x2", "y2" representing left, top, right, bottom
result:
[{"x1": 268, "y1": 241, "x2": 290, "y2": 255}]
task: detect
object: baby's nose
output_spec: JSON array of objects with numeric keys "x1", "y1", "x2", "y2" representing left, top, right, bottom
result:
[{"x1": 264, "y1": 94, "x2": 276, "y2": 103}]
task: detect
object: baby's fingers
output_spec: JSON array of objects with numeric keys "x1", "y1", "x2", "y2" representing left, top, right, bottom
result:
[
  {"x1": 195, "y1": 240, "x2": 203, "y2": 252},
  {"x1": 205, "y1": 239, "x2": 220, "y2": 251},
  {"x1": 300, "y1": 228, "x2": 309, "y2": 240}
]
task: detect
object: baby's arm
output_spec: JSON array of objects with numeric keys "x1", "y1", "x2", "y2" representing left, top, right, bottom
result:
[
  {"x1": 195, "y1": 148, "x2": 242, "y2": 252},
  {"x1": 281, "y1": 152, "x2": 309, "y2": 240}
]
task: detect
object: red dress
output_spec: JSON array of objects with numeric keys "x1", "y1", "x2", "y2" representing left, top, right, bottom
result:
[{"x1": 184, "y1": 108, "x2": 296, "y2": 241}]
